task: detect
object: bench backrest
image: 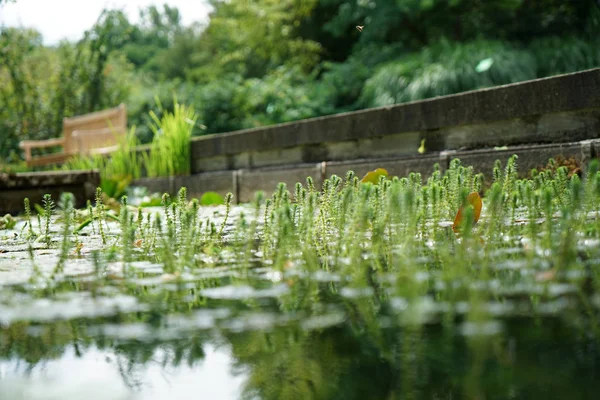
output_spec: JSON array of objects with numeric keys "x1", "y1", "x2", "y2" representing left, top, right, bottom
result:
[{"x1": 63, "y1": 103, "x2": 127, "y2": 155}]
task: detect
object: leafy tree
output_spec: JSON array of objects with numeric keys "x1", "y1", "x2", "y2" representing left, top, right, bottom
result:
[{"x1": 189, "y1": 0, "x2": 322, "y2": 80}]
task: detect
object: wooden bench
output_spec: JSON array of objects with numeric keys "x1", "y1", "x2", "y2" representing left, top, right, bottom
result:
[{"x1": 19, "y1": 104, "x2": 127, "y2": 167}]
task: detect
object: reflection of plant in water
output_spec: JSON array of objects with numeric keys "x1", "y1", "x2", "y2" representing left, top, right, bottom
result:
[
  {"x1": 227, "y1": 327, "x2": 341, "y2": 400},
  {"x1": 0, "y1": 318, "x2": 211, "y2": 392}
]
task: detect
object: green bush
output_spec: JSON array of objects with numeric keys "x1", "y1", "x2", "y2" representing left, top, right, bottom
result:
[
  {"x1": 238, "y1": 66, "x2": 323, "y2": 128},
  {"x1": 528, "y1": 36, "x2": 600, "y2": 77},
  {"x1": 197, "y1": 76, "x2": 247, "y2": 134},
  {"x1": 361, "y1": 40, "x2": 537, "y2": 107}
]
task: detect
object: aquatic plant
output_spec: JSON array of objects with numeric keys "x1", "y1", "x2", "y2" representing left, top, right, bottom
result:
[
  {"x1": 4, "y1": 155, "x2": 600, "y2": 400},
  {"x1": 41, "y1": 193, "x2": 55, "y2": 247},
  {"x1": 0, "y1": 214, "x2": 16, "y2": 230}
]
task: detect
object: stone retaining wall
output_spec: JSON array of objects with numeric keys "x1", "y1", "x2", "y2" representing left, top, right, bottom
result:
[
  {"x1": 0, "y1": 170, "x2": 100, "y2": 214},
  {"x1": 133, "y1": 139, "x2": 599, "y2": 203},
  {"x1": 190, "y1": 68, "x2": 600, "y2": 173},
  {"x1": 130, "y1": 69, "x2": 600, "y2": 203}
]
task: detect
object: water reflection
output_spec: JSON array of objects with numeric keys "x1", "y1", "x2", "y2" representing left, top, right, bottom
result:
[
  {"x1": 1, "y1": 292, "x2": 599, "y2": 399},
  {"x1": 0, "y1": 342, "x2": 245, "y2": 400},
  {"x1": 1, "y1": 250, "x2": 600, "y2": 399}
]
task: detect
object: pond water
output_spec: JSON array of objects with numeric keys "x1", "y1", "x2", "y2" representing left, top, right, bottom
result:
[{"x1": 1, "y1": 202, "x2": 600, "y2": 400}]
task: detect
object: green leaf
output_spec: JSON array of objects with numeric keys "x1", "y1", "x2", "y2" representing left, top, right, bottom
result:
[
  {"x1": 475, "y1": 58, "x2": 494, "y2": 73},
  {"x1": 200, "y1": 191, "x2": 225, "y2": 206},
  {"x1": 74, "y1": 218, "x2": 94, "y2": 234},
  {"x1": 34, "y1": 203, "x2": 46, "y2": 216}
]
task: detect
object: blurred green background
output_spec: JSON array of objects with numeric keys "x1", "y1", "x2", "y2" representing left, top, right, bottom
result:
[{"x1": 1, "y1": 0, "x2": 599, "y2": 163}]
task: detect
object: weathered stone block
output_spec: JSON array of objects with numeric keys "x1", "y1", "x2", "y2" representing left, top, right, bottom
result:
[
  {"x1": 237, "y1": 164, "x2": 322, "y2": 203},
  {"x1": 251, "y1": 147, "x2": 304, "y2": 168},
  {"x1": 326, "y1": 156, "x2": 441, "y2": 181},
  {"x1": 193, "y1": 155, "x2": 229, "y2": 173},
  {"x1": 0, "y1": 170, "x2": 100, "y2": 215},
  {"x1": 452, "y1": 142, "x2": 583, "y2": 181},
  {"x1": 444, "y1": 110, "x2": 600, "y2": 150}
]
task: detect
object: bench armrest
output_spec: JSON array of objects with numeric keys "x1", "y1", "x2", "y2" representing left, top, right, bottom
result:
[
  {"x1": 19, "y1": 138, "x2": 65, "y2": 149},
  {"x1": 19, "y1": 138, "x2": 65, "y2": 161}
]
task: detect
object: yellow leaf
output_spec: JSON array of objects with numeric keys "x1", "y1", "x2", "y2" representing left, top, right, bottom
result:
[
  {"x1": 418, "y1": 139, "x2": 426, "y2": 154},
  {"x1": 361, "y1": 168, "x2": 389, "y2": 184}
]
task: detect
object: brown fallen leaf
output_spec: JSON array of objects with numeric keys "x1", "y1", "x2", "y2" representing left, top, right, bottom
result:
[
  {"x1": 535, "y1": 269, "x2": 557, "y2": 282},
  {"x1": 452, "y1": 192, "x2": 482, "y2": 234},
  {"x1": 133, "y1": 239, "x2": 143, "y2": 248}
]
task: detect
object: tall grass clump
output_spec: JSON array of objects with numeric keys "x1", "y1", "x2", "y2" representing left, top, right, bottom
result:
[
  {"x1": 361, "y1": 35, "x2": 599, "y2": 108},
  {"x1": 143, "y1": 97, "x2": 198, "y2": 177},
  {"x1": 361, "y1": 40, "x2": 536, "y2": 106},
  {"x1": 528, "y1": 35, "x2": 600, "y2": 77}
]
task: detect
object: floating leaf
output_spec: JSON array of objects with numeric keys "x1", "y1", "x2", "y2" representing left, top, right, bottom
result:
[
  {"x1": 361, "y1": 168, "x2": 389, "y2": 184},
  {"x1": 452, "y1": 192, "x2": 482, "y2": 233},
  {"x1": 200, "y1": 191, "x2": 225, "y2": 206},
  {"x1": 140, "y1": 194, "x2": 163, "y2": 207},
  {"x1": 475, "y1": 58, "x2": 494, "y2": 73}
]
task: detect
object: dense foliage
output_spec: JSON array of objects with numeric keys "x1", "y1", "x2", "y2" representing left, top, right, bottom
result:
[{"x1": 1, "y1": 0, "x2": 600, "y2": 161}]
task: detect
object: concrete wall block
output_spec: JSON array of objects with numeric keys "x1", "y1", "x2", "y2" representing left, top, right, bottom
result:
[
  {"x1": 0, "y1": 170, "x2": 101, "y2": 215},
  {"x1": 360, "y1": 131, "x2": 422, "y2": 158},
  {"x1": 444, "y1": 110, "x2": 600, "y2": 150},
  {"x1": 232, "y1": 152, "x2": 251, "y2": 170},
  {"x1": 193, "y1": 155, "x2": 229, "y2": 173},
  {"x1": 237, "y1": 164, "x2": 322, "y2": 203},
  {"x1": 325, "y1": 141, "x2": 360, "y2": 161},
  {"x1": 326, "y1": 156, "x2": 441, "y2": 181},
  {"x1": 251, "y1": 147, "x2": 304, "y2": 168},
  {"x1": 453, "y1": 142, "x2": 583, "y2": 181}
]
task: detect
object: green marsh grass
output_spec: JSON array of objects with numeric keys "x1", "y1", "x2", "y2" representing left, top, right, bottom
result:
[
  {"x1": 142, "y1": 98, "x2": 198, "y2": 177},
  {"x1": 17, "y1": 155, "x2": 600, "y2": 292}
]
